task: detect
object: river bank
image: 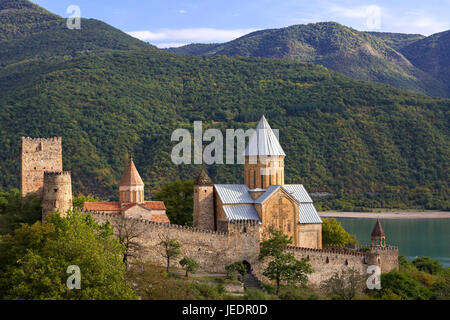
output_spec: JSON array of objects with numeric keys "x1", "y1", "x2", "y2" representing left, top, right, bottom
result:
[{"x1": 319, "y1": 211, "x2": 450, "y2": 219}]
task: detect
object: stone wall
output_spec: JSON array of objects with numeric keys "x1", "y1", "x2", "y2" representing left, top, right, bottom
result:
[
  {"x1": 90, "y1": 211, "x2": 237, "y2": 273},
  {"x1": 88, "y1": 211, "x2": 397, "y2": 286},
  {"x1": 21, "y1": 137, "x2": 62, "y2": 198},
  {"x1": 372, "y1": 246, "x2": 399, "y2": 273}
]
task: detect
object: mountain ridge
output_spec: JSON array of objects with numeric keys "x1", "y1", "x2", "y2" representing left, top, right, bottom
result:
[
  {"x1": 0, "y1": 1, "x2": 448, "y2": 210},
  {"x1": 166, "y1": 22, "x2": 449, "y2": 98}
]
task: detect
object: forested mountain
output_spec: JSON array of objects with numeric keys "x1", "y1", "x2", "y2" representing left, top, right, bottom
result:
[
  {"x1": 367, "y1": 32, "x2": 425, "y2": 51},
  {"x1": 0, "y1": 1, "x2": 448, "y2": 209},
  {"x1": 0, "y1": 0, "x2": 155, "y2": 66},
  {"x1": 167, "y1": 23, "x2": 449, "y2": 98},
  {"x1": 400, "y1": 30, "x2": 450, "y2": 96}
]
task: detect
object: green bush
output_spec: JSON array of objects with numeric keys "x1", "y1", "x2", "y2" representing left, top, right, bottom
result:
[
  {"x1": 244, "y1": 289, "x2": 269, "y2": 300},
  {"x1": 412, "y1": 256, "x2": 445, "y2": 275},
  {"x1": 381, "y1": 270, "x2": 432, "y2": 300}
]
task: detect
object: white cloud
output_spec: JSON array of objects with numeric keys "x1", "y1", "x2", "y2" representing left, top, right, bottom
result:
[
  {"x1": 157, "y1": 42, "x2": 191, "y2": 48},
  {"x1": 127, "y1": 28, "x2": 258, "y2": 47},
  {"x1": 389, "y1": 16, "x2": 450, "y2": 35},
  {"x1": 178, "y1": 10, "x2": 188, "y2": 14},
  {"x1": 322, "y1": 3, "x2": 448, "y2": 35},
  {"x1": 328, "y1": 4, "x2": 381, "y2": 19}
]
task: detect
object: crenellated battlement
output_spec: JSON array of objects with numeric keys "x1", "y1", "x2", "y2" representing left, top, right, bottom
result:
[
  {"x1": 286, "y1": 245, "x2": 371, "y2": 257},
  {"x1": 86, "y1": 210, "x2": 228, "y2": 236},
  {"x1": 22, "y1": 136, "x2": 61, "y2": 142},
  {"x1": 44, "y1": 171, "x2": 72, "y2": 178}
]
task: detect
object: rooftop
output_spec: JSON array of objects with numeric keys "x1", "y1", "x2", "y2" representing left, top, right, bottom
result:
[
  {"x1": 244, "y1": 115, "x2": 286, "y2": 157},
  {"x1": 119, "y1": 159, "x2": 144, "y2": 187}
]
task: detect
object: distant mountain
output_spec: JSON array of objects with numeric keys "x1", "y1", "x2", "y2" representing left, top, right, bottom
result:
[
  {"x1": 400, "y1": 30, "x2": 450, "y2": 95},
  {"x1": 0, "y1": 0, "x2": 155, "y2": 66},
  {"x1": 167, "y1": 22, "x2": 448, "y2": 98},
  {"x1": 0, "y1": 1, "x2": 448, "y2": 210},
  {"x1": 367, "y1": 32, "x2": 425, "y2": 51}
]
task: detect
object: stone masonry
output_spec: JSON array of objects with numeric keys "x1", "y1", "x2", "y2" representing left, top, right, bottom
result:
[
  {"x1": 21, "y1": 137, "x2": 62, "y2": 199},
  {"x1": 89, "y1": 211, "x2": 398, "y2": 286}
]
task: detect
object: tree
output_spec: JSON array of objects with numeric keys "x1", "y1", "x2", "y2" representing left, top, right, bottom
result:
[
  {"x1": 412, "y1": 256, "x2": 445, "y2": 275},
  {"x1": 258, "y1": 228, "x2": 312, "y2": 295},
  {"x1": 225, "y1": 261, "x2": 247, "y2": 280},
  {"x1": 72, "y1": 194, "x2": 100, "y2": 209},
  {"x1": 0, "y1": 189, "x2": 41, "y2": 234},
  {"x1": 321, "y1": 218, "x2": 357, "y2": 247},
  {"x1": 179, "y1": 257, "x2": 200, "y2": 277},
  {"x1": 319, "y1": 268, "x2": 365, "y2": 300},
  {"x1": 158, "y1": 234, "x2": 181, "y2": 273},
  {"x1": 112, "y1": 215, "x2": 145, "y2": 265},
  {"x1": 0, "y1": 209, "x2": 137, "y2": 299},
  {"x1": 380, "y1": 270, "x2": 432, "y2": 300},
  {"x1": 153, "y1": 180, "x2": 193, "y2": 226}
]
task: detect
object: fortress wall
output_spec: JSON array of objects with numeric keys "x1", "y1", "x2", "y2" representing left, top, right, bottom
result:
[
  {"x1": 89, "y1": 211, "x2": 258, "y2": 273},
  {"x1": 373, "y1": 247, "x2": 399, "y2": 273},
  {"x1": 89, "y1": 211, "x2": 398, "y2": 285},
  {"x1": 252, "y1": 246, "x2": 379, "y2": 287}
]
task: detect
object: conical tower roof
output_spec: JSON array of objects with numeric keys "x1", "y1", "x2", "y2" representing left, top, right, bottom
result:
[
  {"x1": 119, "y1": 158, "x2": 144, "y2": 187},
  {"x1": 195, "y1": 169, "x2": 213, "y2": 186},
  {"x1": 371, "y1": 219, "x2": 385, "y2": 237},
  {"x1": 244, "y1": 115, "x2": 286, "y2": 156}
]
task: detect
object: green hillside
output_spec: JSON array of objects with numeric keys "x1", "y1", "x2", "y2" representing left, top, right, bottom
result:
[
  {"x1": 400, "y1": 30, "x2": 450, "y2": 96},
  {"x1": 167, "y1": 22, "x2": 448, "y2": 98},
  {"x1": 0, "y1": 1, "x2": 448, "y2": 210},
  {"x1": 0, "y1": 0, "x2": 155, "y2": 66},
  {"x1": 367, "y1": 32, "x2": 425, "y2": 51}
]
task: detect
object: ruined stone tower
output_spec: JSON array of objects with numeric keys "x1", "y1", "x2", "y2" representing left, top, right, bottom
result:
[
  {"x1": 41, "y1": 171, "x2": 73, "y2": 222},
  {"x1": 244, "y1": 116, "x2": 285, "y2": 189},
  {"x1": 193, "y1": 170, "x2": 215, "y2": 231},
  {"x1": 20, "y1": 137, "x2": 62, "y2": 198}
]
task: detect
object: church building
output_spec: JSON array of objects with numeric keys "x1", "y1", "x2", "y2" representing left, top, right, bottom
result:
[
  {"x1": 83, "y1": 159, "x2": 170, "y2": 223},
  {"x1": 194, "y1": 116, "x2": 323, "y2": 249}
]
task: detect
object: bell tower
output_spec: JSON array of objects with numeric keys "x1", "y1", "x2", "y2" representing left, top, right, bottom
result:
[
  {"x1": 193, "y1": 170, "x2": 215, "y2": 231},
  {"x1": 371, "y1": 219, "x2": 386, "y2": 248},
  {"x1": 244, "y1": 116, "x2": 285, "y2": 189},
  {"x1": 119, "y1": 158, "x2": 145, "y2": 204}
]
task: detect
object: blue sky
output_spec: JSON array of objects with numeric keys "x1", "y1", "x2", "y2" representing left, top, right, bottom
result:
[{"x1": 32, "y1": 0, "x2": 450, "y2": 48}]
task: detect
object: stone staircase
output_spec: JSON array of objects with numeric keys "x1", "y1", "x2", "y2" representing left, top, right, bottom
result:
[{"x1": 239, "y1": 272, "x2": 266, "y2": 292}]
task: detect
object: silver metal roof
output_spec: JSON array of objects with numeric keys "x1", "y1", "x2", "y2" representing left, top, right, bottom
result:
[
  {"x1": 283, "y1": 184, "x2": 313, "y2": 203},
  {"x1": 223, "y1": 205, "x2": 262, "y2": 222},
  {"x1": 244, "y1": 115, "x2": 286, "y2": 156},
  {"x1": 298, "y1": 203, "x2": 322, "y2": 224},
  {"x1": 254, "y1": 185, "x2": 280, "y2": 204},
  {"x1": 214, "y1": 184, "x2": 254, "y2": 204}
]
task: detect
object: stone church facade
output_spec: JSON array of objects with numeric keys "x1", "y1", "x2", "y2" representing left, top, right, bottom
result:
[{"x1": 194, "y1": 116, "x2": 322, "y2": 249}]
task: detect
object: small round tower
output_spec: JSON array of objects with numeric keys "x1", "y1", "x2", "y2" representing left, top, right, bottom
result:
[
  {"x1": 193, "y1": 170, "x2": 215, "y2": 231},
  {"x1": 42, "y1": 171, "x2": 72, "y2": 222}
]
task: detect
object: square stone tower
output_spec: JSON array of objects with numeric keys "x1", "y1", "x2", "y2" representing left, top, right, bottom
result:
[{"x1": 20, "y1": 137, "x2": 63, "y2": 199}]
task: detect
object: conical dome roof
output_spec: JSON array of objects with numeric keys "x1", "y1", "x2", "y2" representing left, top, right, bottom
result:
[
  {"x1": 195, "y1": 169, "x2": 213, "y2": 186},
  {"x1": 371, "y1": 219, "x2": 385, "y2": 237},
  {"x1": 119, "y1": 159, "x2": 144, "y2": 186},
  {"x1": 244, "y1": 115, "x2": 286, "y2": 156}
]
